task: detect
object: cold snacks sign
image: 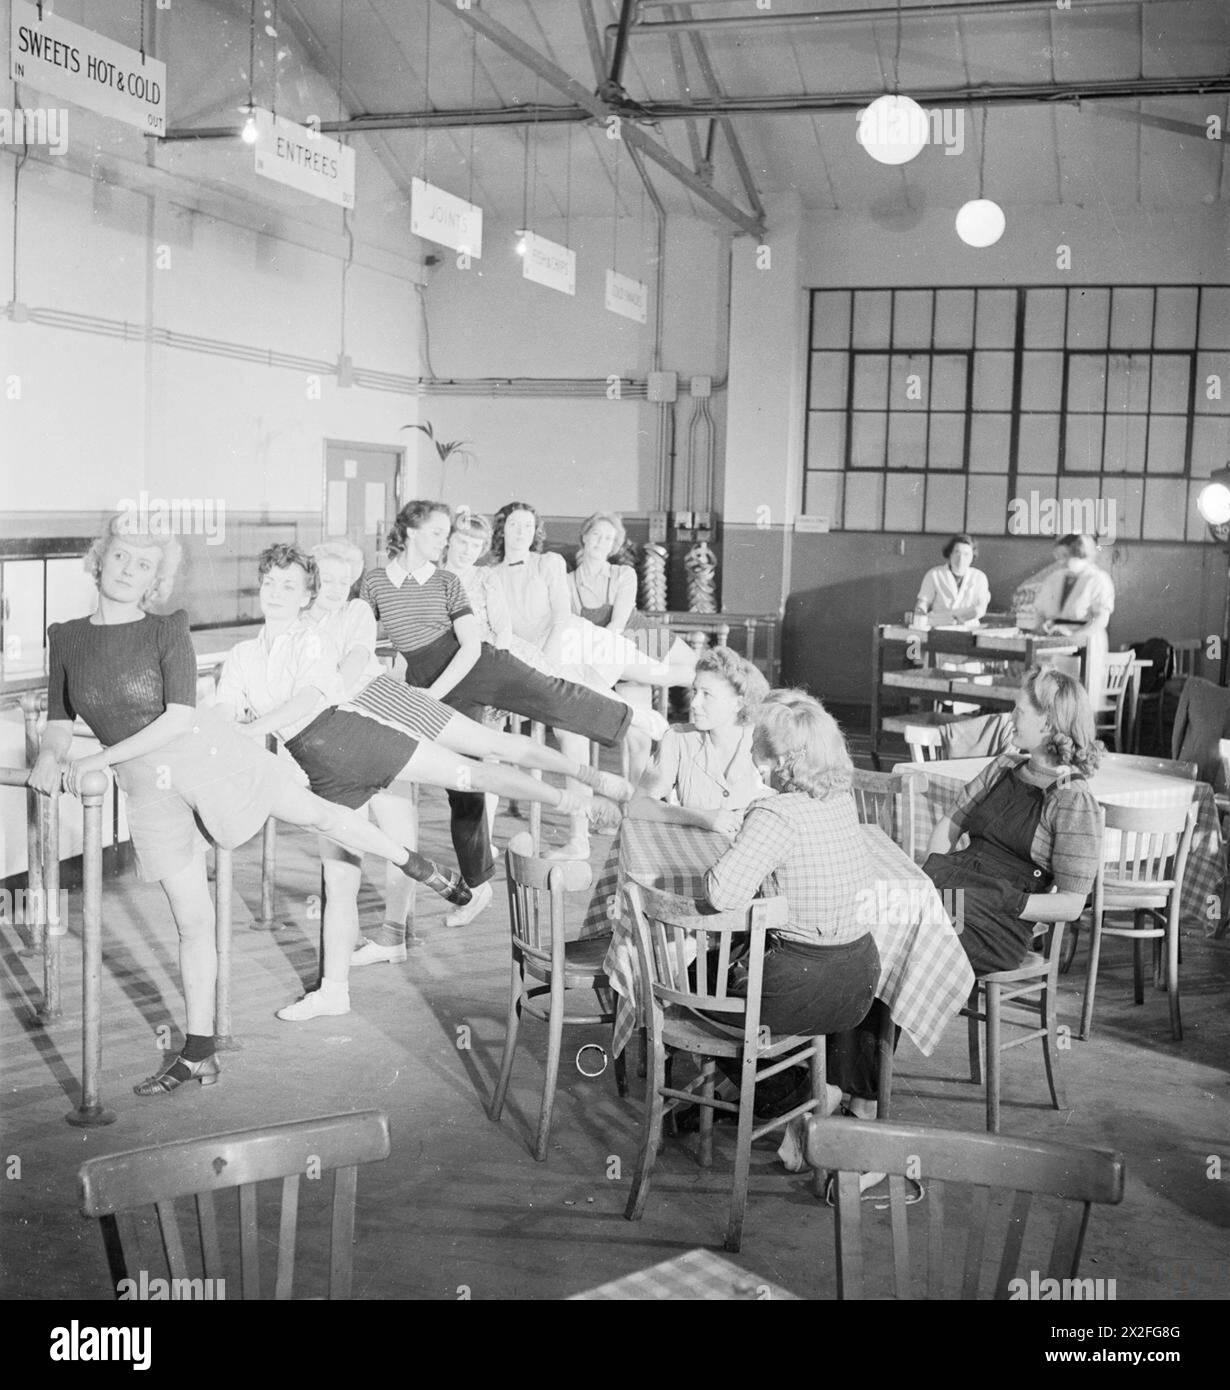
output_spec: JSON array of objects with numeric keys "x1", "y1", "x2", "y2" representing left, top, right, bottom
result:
[
  {"x1": 253, "y1": 109, "x2": 355, "y2": 209},
  {"x1": 10, "y1": 2, "x2": 166, "y2": 136}
]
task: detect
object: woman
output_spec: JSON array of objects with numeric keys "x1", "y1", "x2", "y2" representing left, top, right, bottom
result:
[
  {"x1": 1033, "y1": 533, "x2": 1115, "y2": 709},
  {"x1": 704, "y1": 690, "x2": 881, "y2": 1047},
  {"x1": 487, "y1": 502, "x2": 693, "y2": 859},
  {"x1": 626, "y1": 646, "x2": 771, "y2": 837},
  {"x1": 30, "y1": 517, "x2": 470, "y2": 1096},
  {"x1": 360, "y1": 500, "x2": 638, "y2": 912},
  {"x1": 914, "y1": 533, "x2": 990, "y2": 626},
  {"x1": 219, "y1": 543, "x2": 633, "y2": 1011}
]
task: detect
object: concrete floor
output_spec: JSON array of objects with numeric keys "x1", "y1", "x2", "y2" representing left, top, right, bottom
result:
[{"x1": 2, "y1": 789, "x2": 1228, "y2": 1301}]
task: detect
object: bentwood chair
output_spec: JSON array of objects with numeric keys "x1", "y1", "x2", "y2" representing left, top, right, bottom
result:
[
  {"x1": 851, "y1": 766, "x2": 930, "y2": 864},
  {"x1": 622, "y1": 884, "x2": 827, "y2": 1253},
  {"x1": 1100, "y1": 752, "x2": 1197, "y2": 780},
  {"x1": 902, "y1": 723, "x2": 945, "y2": 763},
  {"x1": 804, "y1": 1118, "x2": 1125, "y2": 1300},
  {"x1": 489, "y1": 838, "x2": 628, "y2": 1160},
  {"x1": 1080, "y1": 801, "x2": 1197, "y2": 1042},
  {"x1": 78, "y1": 1112, "x2": 391, "y2": 1300},
  {"x1": 1095, "y1": 651, "x2": 1135, "y2": 751}
]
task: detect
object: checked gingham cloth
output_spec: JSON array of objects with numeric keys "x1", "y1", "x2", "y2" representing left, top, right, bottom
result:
[
  {"x1": 570, "y1": 1248, "x2": 798, "y2": 1301},
  {"x1": 578, "y1": 818, "x2": 973, "y2": 1059},
  {"x1": 912, "y1": 758, "x2": 1224, "y2": 935}
]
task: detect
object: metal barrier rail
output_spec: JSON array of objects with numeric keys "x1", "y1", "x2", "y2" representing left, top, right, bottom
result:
[{"x1": 0, "y1": 763, "x2": 110, "y2": 1125}]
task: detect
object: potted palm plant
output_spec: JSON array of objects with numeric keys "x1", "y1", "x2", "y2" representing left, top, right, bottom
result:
[{"x1": 403, "y1": 421, "x2": 477, "y2": 496}]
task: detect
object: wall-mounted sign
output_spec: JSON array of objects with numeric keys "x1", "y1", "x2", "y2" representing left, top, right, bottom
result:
[
  {"x1": 254, "y1": 109, "x2": 355, "y2": 209},
  {"x1": 410, "y1": 177, "x2": 483, "y2": 258},
  {"x1": 10, "y1": 1, "x2": 167, "y2": 136},
  {"x1": 605, "y1": 269, "x2": 647, "y2": 324},
  {"x1": 521, "y1": 231, "x2": 575, "y2": 296}
]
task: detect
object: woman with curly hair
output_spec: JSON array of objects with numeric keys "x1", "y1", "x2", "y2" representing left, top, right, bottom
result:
[
  {"x1": 29, "y1": 517, "x2": 474, "y2": 1096},
  {"x1": 704, "y1": 689, "x2": 881, "y2": 1039},
  {"x1": 627, "y1": 646, "x2": 771, "y2": 838},
  {"x1": 922, "y1": 664, "x2": 1105, "y2": 975}
]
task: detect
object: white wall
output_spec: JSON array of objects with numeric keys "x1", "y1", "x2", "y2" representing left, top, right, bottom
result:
[{"x1": 0, "y1": 0, "x2": 425, "y2": 521}]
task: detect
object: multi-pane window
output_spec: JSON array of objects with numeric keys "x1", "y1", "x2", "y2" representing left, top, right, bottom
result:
[{"x1": 803, "y1": 285, "x2": 1230, "y2": 541}]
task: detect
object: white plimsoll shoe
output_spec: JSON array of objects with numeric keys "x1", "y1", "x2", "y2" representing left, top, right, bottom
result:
[
  {"x1": 445, "y1": 879, "x2": 493, "y2": 928},
  {"x1": 544, "y1": 837, "x2": 591, "y2": 862},
  {"x1": 276, "y1": 987, "x2": 350, "y2": 1021},
  {"x1": 352, "y1": 939, "x2": 408, "y2": 967}
]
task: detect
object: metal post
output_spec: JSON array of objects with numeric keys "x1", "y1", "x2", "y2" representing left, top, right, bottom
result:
[
  {"x1": 37, "y1": 786, "x2": 62, "y2": 1023},
  {"x1": 66, "y1": 771, "x2": 115, "y2": 1127},
  {"x1": 20, "y1": 692, "x2": 45, "y2": 957},
  {"x1": 213, "y1": 844, "x2": 240, "y2": 1050}
]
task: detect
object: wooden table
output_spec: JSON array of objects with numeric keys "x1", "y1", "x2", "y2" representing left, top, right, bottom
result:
[
  {"x1": 913, "y1": 757, "x2": 1222, "y2": 934},
  {"x1": 569, "y1": 1248, "x2": 798, "y2": 1300}
]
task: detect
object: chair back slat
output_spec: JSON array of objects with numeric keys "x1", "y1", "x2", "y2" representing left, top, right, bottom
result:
[
  {"x1": 78, "y1": 1112, "x2": 390, "y2": 1300},
  {"x1": 888, "y1": 1175, "x2": 912, "y2": 1299},
  {"x1": 1103, "y1": 651, "x2": 1133, "y2": 695},
  {"x1": 961, "y1": 1185, "x2": 992, "y2": 1299},
  {"x1": 504, "y1": 846, "x2": 591, "y2": 968},
  {"x1": 926, "y1": 1180, "x2": 946, "y2": 1299},
  {"x1": 1048, "y1": 1202, "x2": 1092, "y2": 1281},
  {"x1": 995, "y1": 1190, "x2": 1034, "y2": 1299},
  {"x1": 274, "y1": 1174, "x2": 300, "y2": 1301},
  {"x1": 195, "y1": 1192, "x2": 223, "y2": 1281},
  {"x1": 851, "y1": 768, "x2": 902, "y2": 843},
  {"x1": 155, "y1": 1199, "x2": 189, "y2": 1281},
  {"x1": 329, "y1": 1165, "x2": 359, "y2": 1300},
  {"x1": 1103, "y1": 802, "x2": 1196, "y2": 887},
  {"x1": 806, "y1": 1119, "x2": 1124, "y2": 1301},
  {"x1": 899, "y1": 767, "x2": 930, "y2": 863},
  {"x1": 239, "y1": 1183, "x2": 260, "y2": 1299}
]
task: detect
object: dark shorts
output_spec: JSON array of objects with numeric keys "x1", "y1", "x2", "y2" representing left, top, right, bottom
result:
[{"x1": 285, "y1": 707, "x2": 420, "y2": 810}]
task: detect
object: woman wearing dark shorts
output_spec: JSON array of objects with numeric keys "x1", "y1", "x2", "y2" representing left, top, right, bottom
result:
[
  {"x1": 30, "y1": 516, "x2": 471, "y2": 1096},
  {"x1": 360, "y1": 500, "x2": 636, "y2": 923}
]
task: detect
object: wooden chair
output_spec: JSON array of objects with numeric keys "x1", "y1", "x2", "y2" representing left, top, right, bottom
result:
[
  {"x1": 961, "y1": 847, "x2": 1099, "y2": 1133},
  {"x1": 1172, "y1": 639, "x2": 1202, "y2": 678},
  {"x1": 78, "y1": 1111, "x2": 391, "y2": 1300},
  {"x1": 1100, "y1": 752, "x2": 1197, "y2": 780},
  {"x1": 851, "y1": 766, "x2": 930, "y2": 864},
  {"x1": 1080, "y1": 801, "x2": 1197, "y2": 1042},
  {"x1": 803, "y1": 1118, "x2": 1125, "y2": 1299},
  {"x1": 1095, "y1": 651, "x2": 1134, "y2": 751},
  {"x1": 489, "y1": 838, "x2": 628, "y2": 1161},
  {"x1": 903, "y1": 723, "x2": 944, "y2": 763},
  {"x1": 622, "y1": 884, "x2": 826, "y2": 1252}
]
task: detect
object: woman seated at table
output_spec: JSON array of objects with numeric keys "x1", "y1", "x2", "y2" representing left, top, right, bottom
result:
[
  {"x1": 704, "y1": 689, "x2": 880, "y2": 1045},
  {"x1": 923, "y1": 664, "x2": 1104, "y2": 975},
  {"x1": 914, "y1": 533, "x2": 990, "y2": 627},
  {"x1": 625, "y1": 646, "x2": 770, "y2": 838}
]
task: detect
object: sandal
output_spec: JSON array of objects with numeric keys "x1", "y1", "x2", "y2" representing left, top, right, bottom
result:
[
  {"x1": 133, "y1": 1052, "x2": 221, "y2": 1096},
  {"x1": 823, "y1": 1172, "x2": 925, "y2": 1208}
]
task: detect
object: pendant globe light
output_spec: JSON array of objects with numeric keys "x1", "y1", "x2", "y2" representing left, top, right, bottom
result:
[
  {"x1": 956, "y1": 108, "x2": 1005, "y2": 247},
  {"x1": 857, "y1": 1, "x2": 927, "y2": 166}
]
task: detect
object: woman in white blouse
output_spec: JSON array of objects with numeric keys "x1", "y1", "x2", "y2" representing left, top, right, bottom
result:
[
  {"x1": 915, "y1": 534, "x2": 991, "y2": 626},
  {"x1": 626, "y1": 646, "x2": 771, "y2": 836},
  {"x1": 1033, "y1": 533, "x2": 1116, "y2": 709}
]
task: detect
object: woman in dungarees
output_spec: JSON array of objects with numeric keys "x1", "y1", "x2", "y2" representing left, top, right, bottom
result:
[{"x1": 824, "y1": 666, "x2": 1104, "y2": 1136}]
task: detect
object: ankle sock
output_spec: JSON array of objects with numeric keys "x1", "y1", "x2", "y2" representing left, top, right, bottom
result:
[
  {"x1": 181, "y1": 1033, "x2": 215, "y2": 1063},
  {"x1": 319, "y1": 979, "x2": 349, "y2": 998},
  {"x1": 366, "y1": 923, "x2": 407, "y2": 948}
]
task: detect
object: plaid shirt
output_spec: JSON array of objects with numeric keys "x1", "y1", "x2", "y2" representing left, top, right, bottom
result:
[{"x1": 704, "y1": 790, "x2": 873, "y2": 946}]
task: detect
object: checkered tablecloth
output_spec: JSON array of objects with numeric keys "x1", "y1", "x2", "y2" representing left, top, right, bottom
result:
[
  {"x1": 913, "y1": 758, "x2": 1224, "y2": 936},
  {"x1": 578, "y1": 818, "x2": 973, "y2": 1059},
  {"x1": 569, "y1": 1248, "x2": 798, "y2": 1300}
]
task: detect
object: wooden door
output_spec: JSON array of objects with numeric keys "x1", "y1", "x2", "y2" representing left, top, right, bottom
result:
[{"x1": 322, "y1": 442, "x2": 405, "y2": 576}]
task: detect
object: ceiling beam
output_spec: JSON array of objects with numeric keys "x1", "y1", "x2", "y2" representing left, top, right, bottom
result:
[
  {"x1": 164, "y1": 71, "x2": 1230, "y2": 142},
  {"x1": 604, "y1": 0, "x2": 639, "y2": 96},
  {"x1": 422, "y1": 0, "x2": 765, "y2": 237}
]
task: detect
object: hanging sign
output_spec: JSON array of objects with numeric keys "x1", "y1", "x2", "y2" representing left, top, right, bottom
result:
[
  {"x1": 410, "y1": 177, "x2": 483, "y2": 258},
  {"x1": 253, "y1": 109, "x2": 355, "y2": 209},
  {"x1": 605, "y1": 269, "x2": 648, "y2": 324},
  {"x1": 521, "y1": 231, "x2": 576, "y2": 296},
  {"x1": 10, "y1": 1, "x2": 166, "y2": 136}
]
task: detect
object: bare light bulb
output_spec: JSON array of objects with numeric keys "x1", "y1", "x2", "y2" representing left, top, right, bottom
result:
[
  {"x1": 856, "y1": 95, "x2": 929, "y2": 166},
  {"x1": 241, "y1": 111, "x2": 259, "y2": 144}
]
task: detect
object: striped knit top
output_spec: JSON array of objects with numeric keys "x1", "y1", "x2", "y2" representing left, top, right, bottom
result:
[
  {"x1": 47, "y1": 610, "x2": 198, "y2": 747},
  {"x1": 358, "y1": 565, "x2": 473, "y2": 654},
  {"x1": 949, "y1": 753, "x2": 1104, "y2": 895}
]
